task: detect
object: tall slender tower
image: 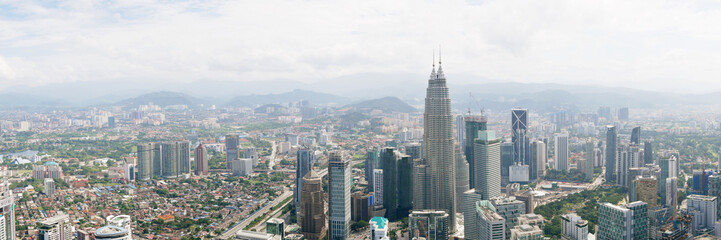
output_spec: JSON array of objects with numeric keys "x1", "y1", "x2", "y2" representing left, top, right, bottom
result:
[
  {"x1": 328, "y1": 151, "x2": 351, "y2": 240},
  {"x1": 422, "y1": 55, "x2": 457, "y2": 230},
  {"x1": 194, "y1": 143, "x2": 208, "y2": 176},
  {"x1": 605, "y1": 126, "x2": 617, "y2": 182},
  {"x1": 295, "y1": 149, "x2": 315, "y2": 217},
  {"x1": 511, "y1": 109, "x2": 529, "y2": 165}
]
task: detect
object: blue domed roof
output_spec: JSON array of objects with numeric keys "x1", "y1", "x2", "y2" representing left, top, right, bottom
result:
[{"x1": 44, "y1": 161, "x2": 59, "y2": 166}]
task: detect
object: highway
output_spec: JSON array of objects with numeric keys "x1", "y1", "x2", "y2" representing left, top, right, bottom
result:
[
  {"x1": 217, "y1": 190, "x2": 293, "y2": 239},
  {"x1": 216, "y1": 159, "x2": 357, "y2": 239}
]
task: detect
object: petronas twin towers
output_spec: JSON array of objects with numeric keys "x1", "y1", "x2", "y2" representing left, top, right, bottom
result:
[{"x1": 420, "y1": 57, "x2": 457, "y2": 231}]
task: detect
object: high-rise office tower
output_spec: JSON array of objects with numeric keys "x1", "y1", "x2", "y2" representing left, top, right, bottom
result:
[
  {"x1": 194, "y1": 143, "x2": 209, "y2": 176},
  {"x1": 463, "y1": 189, "x2": 484, "y2": 240},
  {"x1": 465, "y1": 114, "x2": 486, "y2": 189},
  {"x1": 597, "y1": 201, "x2": 647, "y2": 240},
  {"x1": 455, "y1": 144, "x2": 469, "y2": 213},
  {"x1": 328, "y1": 152, "x2": 351, "y2": 240},
  {"x1": 528, "y1": 140, "x2": 546, "y2": 181},
  {"x1": 266, "y1": 218, "x2": 285, "y2": 240},
  {"x1": 365, "y1": 148, "x2": 379, "y2": 191},
  {"x1": 511, "y1": 109, "x2": 528, "y2": 166},
  {"x1": 584, "y1": 141, "x2": 594, "y2": 181},
  {"x1": 413, "y1": 159, "x2": 431, "y2": 210},
  {"x1": 300, "y1": 170, "x2": 326, "y2": 240},
  {"x1": 125, "y1": 164, "x2": 135, "y2": 181},
  {"x1": 686, "y1": 195, "x2": 717, "y2": 234},
  {"x1": 473, "y1": 127, "x2": 501, "y2": 200},
  {"x1": 408, "y1": 210, "x2": 450, "y2": 240},
  {"x1": 618, "y1": 107, "x2": 629, "y2": 121},
  {"x1": 38, "y1": 214, "x2": 73, "y2": 240},
  {"x1": 422, "y1": 58, "x2": 456, "y2": 230},
  {"x1": 373, "y1": 169, "x2": 384, "y2": 206},
  {"x1": 137, "y1": 143, "x2": 153, "y2": 181},
  {"x1": 616, "y1": 144, "x2": 641, "y2": 188},
  {"x1": 455, "y1": 115, "x2": 466, "y2": 149},
  {"x1": 44, "y1": 178, "x2": 55, "y2": 197},
  {"x1": 0, "y1": 181, "x2": 15, "y2": 240},
  {"x1": 553, "y1": 133, "x2": 569, "y2": 171},
  {"x1": 381, "y1": 148, "x2": 399, "y2": 220},
  {"x1": 295, "y1": 148, "x2": 315, "y2": 215},
  {"x1": 666, "y1": 177, "x2": 678, "y2": 211},
  {"x1": 605, "y1": 126, "x2": 617, "y2": 182},
  {"x1": 631, "y1": 127, "x2": 641, "y2": 145},
  {"x1": 630, "y1": 176, "x2": 657, "y2": 208},
  {"x1": 643, "y1": 141, "x2": 653, "y2": 165},
  {"x1": 161, "y1": 142, "x2": 178, "y2": 178},
  {"x1": 177, "y1": 141, "x2": 191, "y2": 175},
  {"x1": 708, "y1": 175, "x2": 721, "y2": 219},
  {"x1": 476, "y1": 200, "x2": 506, "y2": 240},
  {"x1": 225, "y1": 134, "x2": 240, "y2": 169},
  {"x1": 398, "y1": 155, "x2": 413, "y2": 216},
  {"x1": 500, "y1": 143, "x2": 513, "y2": 186}
]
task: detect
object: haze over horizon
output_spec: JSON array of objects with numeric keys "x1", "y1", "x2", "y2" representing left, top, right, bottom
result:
[{"x1": 3, "y1": 0, "x2": 721, "y2": 94}]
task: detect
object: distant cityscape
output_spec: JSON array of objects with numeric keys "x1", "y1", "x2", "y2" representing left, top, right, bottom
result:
[{"x1": 0, "y1": 58, "x2": 721, "y2": 240}]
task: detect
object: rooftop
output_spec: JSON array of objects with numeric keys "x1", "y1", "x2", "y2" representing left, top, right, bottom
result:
[{"x1": 370, "y1": 216, "x2": 388, "y2": 230}]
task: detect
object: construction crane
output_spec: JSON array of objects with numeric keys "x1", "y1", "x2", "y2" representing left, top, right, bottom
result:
[{"x1": 418, "y1": 220, "x2": 427, "y2": 239}]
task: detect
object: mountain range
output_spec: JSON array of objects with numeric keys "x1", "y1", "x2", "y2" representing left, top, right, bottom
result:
[{"x1": 0, "y1": 75, "x2": 719, "y2": 112}]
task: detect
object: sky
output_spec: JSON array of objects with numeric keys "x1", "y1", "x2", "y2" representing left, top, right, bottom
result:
[{"x1": 2, "y1": 0, "x2": 721, "y2": 94}]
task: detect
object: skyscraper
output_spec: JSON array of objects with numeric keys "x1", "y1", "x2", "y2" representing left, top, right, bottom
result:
[
  {"x1": 373, "y1": 169, "x2": 384, "y2": 206},
  {"x1": 381, "y1": 148, "x2": 399, "y2": 220},
  {"x1": 708, "y1": 175, "x2": 721, "y2": 219},
  {"x1": 0, "y1": 181, "x2": 15, "y2": 240},
  {"x1": 455, "y1": 144, "x2": 469, "y2": 213},
  {"x1": 455, "y1": 115, "x2": 465, "y2": 148},
  {"x1": 605, "y1": 126, "x2": 617, "y2": 182},
  {"x1": 300, "y1": 170, "x2": 326, "y2": 240},
  {"x1": 618, "y1": 107, "x2": 629, "y2": 121},
  {"x1": 365, "y1": 148, "x2": 379, "y2": 191},
  {"x1": 137, "y1": 143, "x2": 153, "y2": 181},
  {"x1": 584, "y1": 141, "x2": 594, "y2": 181},
  {"x1": 328, "y1": 151, "x2": 351, "y2": 240},
  {"x1": 597, "y1": 201, "x2": 647, "y2": 240},
  {"x1": 152, "y1": 143, "x2": 162, "y2": 177},
  {"x1": 528, "y1": 140, "x2": 546, "y2": 181},
  {"x1": 295, "y1": 148, "x2": 315, "y2": 215},
  {"x1": 422, "y1": 58, "x2": 456, "y2": 230},
  {"x1": 44, "y1": 178, "x2": 55, "y2": 197},
  {"x1": 465, "y1": 114, "x2": 486, "y2": 189},
  {"x1": 473, "y1": 127, "x2": 501, "y2": 200},
  {"x1": 553, "y1": 133, "x2": 569, "y2": 171},
  {"x1": 194, "y1": 143, "x2": 208, "y2": 176},
  {"x1": 413, "y1": 159, "x2": 431, "y2": 210},
  {"x1": 511, "y1": 109, "x2": 528, "y2": 166},
  {"x1": 686, "y1": 195, "x2": 717, "y2": 234},
  {"x1": 177, "y1": 141, "x2": 191, "y2": 175},
  {"x1": 226, "y1": 134, "x2": 240, "y2": 169},
  {"x1": 630, "y1": 127, "x2": 641, "y2": 145},
  {"x1": 643, "y1": 141, "x2": 653, "y2": 165},
  {"x1": 161, "y1": 142, "x2": 178, "y2": 178},
  {"x1": 500, "y1": 143, "x2": 513, "y2": 186},
  {"x1": 630, "y1": 176, "x2": 657, "y2": 208},
  {"x1": 398, "y1": 155, "x2": 414, "y2": 216}
]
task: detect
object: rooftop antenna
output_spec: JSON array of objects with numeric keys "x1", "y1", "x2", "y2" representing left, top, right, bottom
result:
[{"x1": 439, "y1": 45, "x2": 442, "y2": 65}]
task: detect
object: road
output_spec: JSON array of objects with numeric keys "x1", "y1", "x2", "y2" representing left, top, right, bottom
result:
[
  {"x1": 217, "y1": 190, "x2": 293, "y2": 239},
  {"x1": 587, "y1": 167, "x2": 606, "y2": 191},
  {"x1": 268, "y1": 141, "x2": 277, "y2": 170}
]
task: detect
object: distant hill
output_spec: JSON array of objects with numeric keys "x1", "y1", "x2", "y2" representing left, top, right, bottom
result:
[
  {"x1": 115, "y1": 91, "x2": 202, "y2": 107},
  {"x1": 348, "y1": 97, "x2": 417, "y2": 113},
  {"x1": 0, "y1": 93, "x2": 69, "y2": 110},
  {"x1": 226, "y1": 89, "x2": 349, "y2": 107}
]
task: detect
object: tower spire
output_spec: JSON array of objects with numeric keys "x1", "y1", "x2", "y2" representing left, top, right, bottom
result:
[{"x1": 439, "y1": 45, "x2": 442, "y2": 65}]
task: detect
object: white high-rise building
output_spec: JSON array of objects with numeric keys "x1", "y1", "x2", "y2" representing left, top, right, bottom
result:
[
  {"x1": 0, "y1": 181, "x2": 16, "y2": 240},
  {"x1": 476, "y1": 200, "x2": 505, "y2": 240},
  {"x1": 561, "y1": 213, "x2": 588, "y2": 240},
  {"x1": 554, "y1": 133, "x2": 569, "y2": 171},
  {"x1": 38, "y1": 214, "x2": 73, "y2": 240},
  {"x1": 232, "y1": 158, "x2": 253, "y2": 176},
  {"x1": 373, "y1": 169, "x2": 384, "y2": 206},
  {"x1": 666, "y1": 177, "x2": 678, "y2": 210},
  {"x1": 473, "y1": 129, "x2": 501, "y2": 200},
  {"x1": 687, "y1": 195, "x2": 717, "y2": 234},
  {"x1": 44, "y1": 178, "x2": 56, "y2": 197},
  {"x1": 422, "y1": 57, "x2": 457, "y2": 231},
  {"x1": 328, "y1": 152, "x2": 351, "y2": 240}
]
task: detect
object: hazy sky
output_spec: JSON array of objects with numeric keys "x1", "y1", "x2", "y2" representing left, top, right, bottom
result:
[{"x1": 2, "y1": 0, "x2": 721, "y2": 93}]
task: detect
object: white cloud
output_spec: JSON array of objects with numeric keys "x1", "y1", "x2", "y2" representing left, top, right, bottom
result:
[{"x1": 1, "y1": 0, "x2": 721, "y2": 93}]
